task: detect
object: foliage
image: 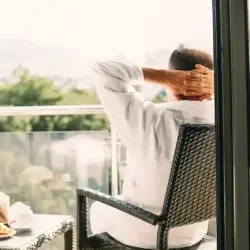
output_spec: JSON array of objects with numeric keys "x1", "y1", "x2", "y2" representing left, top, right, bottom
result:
[
  {"x1": 0, "y1": 67, "x2": 115, "y2": 250},
  {"x1": 153, "y1": 88, "x2": 168, "y2": 103},
  {"x1": 0, "y1": 67, "x2": 109, "y2": 132},
  {"x1": 0, "y1": 148, "x2": 75, "y2": 250}
]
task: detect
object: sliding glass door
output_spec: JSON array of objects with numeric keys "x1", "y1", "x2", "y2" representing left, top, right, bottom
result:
[{"x1": 213, "y1": 0, "x2": 250, "y2": 249}]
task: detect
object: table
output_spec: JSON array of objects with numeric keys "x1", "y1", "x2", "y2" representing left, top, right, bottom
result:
[{"x1": 0, "y1": 214, "x2": 75, "y2": 250}]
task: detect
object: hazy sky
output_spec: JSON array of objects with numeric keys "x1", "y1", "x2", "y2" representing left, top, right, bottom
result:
[{"x1": 0, "y1": 0, "x2": 213, "y2": 63}]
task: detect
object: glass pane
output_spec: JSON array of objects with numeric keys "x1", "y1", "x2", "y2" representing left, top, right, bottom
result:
[
  {"x1": 0, "y1": 129, "x2": 111, "y2": 250},
  {"x1": 116, "y1": 137, "x2": 127, "y2": 194}
]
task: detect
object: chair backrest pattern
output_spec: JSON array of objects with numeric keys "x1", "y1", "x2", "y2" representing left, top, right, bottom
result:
[{"x1": 157, "y1": 124, "x2": 216, "y2": 249}]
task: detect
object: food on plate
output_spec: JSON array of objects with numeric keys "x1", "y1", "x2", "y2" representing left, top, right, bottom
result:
[{"x1": 0, "y1": 223, "x2": 13, "y2": 235}]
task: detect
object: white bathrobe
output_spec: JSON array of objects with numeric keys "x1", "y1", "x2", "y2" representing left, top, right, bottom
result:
[{"x1": 90, "y1": 60, "x2": 215, "y2": 249}]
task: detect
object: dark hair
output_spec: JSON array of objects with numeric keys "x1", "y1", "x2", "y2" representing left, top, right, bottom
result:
[{"x1": 169, "y1": 44, "x2": 214, "y2": 71}]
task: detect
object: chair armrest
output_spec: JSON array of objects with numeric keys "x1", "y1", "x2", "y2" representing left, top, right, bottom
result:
[{"x1": 77, "y1": 187, "x2": 160, "y2": 225}]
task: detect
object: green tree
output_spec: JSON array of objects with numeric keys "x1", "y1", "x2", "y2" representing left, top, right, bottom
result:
[
  {"x1": 0, "y1": 68, "x2": 109, "y2": 132},
  {"x1": 0, "y1": 67, "x2": 110, "y2": 250},
  {"x1": 153, "y1": 88, "x2": 168, "y2": 103},
  {"x1": 0, "y1": 148, "x2": 75, "y2": 250},
  {"x1": 59, "y1": 88, "x2": 100, "y2": 105},
  {"x1": 0, "y1": 67, "x2": 62, "y2": 106}
]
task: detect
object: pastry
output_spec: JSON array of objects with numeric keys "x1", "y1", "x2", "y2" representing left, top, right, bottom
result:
[{"x1": 0, "y1": 223, "x2": 12, "y2": 235}]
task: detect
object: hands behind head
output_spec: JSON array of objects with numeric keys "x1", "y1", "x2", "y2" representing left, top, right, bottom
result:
[
  {"x1": 166, "y1": 64, "x2": 214, "y2": 101},
  {"x1": 185, "y1": 64, "x2": 214, "y2": 100}
]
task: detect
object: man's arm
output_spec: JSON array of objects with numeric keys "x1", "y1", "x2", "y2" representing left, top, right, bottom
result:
[
  {"x1": 143, "y1": 65, "x2": 214, "y2": 98},
  {"x1": 142, "y1": 67, "x2": 189, "y2": 96},
  {"x1": 142, "y1": 67, "x2": 184, "y2": 84},
  {"x1": 92, "y1": 60, "x2": 156, "y2": 148},
  {"x1": 142, "y1": 67, "x2": 167, "y2": 83}
]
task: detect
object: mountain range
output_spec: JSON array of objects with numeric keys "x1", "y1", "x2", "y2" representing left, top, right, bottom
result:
[
  {"x1": 0, "y1": 38, "x2": 171, "y2": 97},
  {"x1": 0, "y1": 38, "x2": 93, "y2": 78}
]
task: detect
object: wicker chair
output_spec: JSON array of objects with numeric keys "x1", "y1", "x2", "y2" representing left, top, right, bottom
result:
[{"x1": 77, "y1": 124, "x2": 216, "y2": 249}]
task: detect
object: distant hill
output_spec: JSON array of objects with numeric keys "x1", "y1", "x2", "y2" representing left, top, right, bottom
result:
[
  {"x1": 0, "y1": 38, "x2": 171, "y2": 98},
  {"x1": 0, "y1": 38, "x2": 92, "y2": 78}
]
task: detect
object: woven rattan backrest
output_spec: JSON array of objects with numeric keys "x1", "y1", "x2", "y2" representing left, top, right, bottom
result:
[{"x1": 158, "y1": 124, "x2": 216, "y2": 248}]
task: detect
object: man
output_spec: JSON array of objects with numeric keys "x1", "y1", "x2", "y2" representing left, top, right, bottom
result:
[{"x1": 90, "y1": 45, "x2": 214, "y2": 249}]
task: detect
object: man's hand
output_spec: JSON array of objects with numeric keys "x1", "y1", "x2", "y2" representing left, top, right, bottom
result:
[
  {"x1": 142, "y1": 65, "x2": 214, "y2": 100},
  {"x1": 184, "y1": 64, "x2": 214, "y2": 100}
]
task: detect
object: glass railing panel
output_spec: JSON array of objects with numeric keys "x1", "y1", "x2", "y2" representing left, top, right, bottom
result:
[{"x1": 0, "y1": 129, "x2": 111, "y2": 250}]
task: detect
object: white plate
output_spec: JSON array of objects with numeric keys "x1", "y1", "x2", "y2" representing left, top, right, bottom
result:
[{"x1": 0, "y1": 230, "x2": 16, "y2": 240}]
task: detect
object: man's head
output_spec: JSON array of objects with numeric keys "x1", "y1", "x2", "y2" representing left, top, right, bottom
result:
[{"x1": 168, "y1": 44, "x2": 213, "y2": 101}]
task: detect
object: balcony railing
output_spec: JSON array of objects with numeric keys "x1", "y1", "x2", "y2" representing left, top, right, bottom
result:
[
  {"x1": 0, "y1": 105, "x2": 104, "y2": 116},
  {"x1": 0, "y1": 105, "x2": 122, "y2": 196},
  {"x1": 0, "y1": 104, "x2": 129, "y2": 249}
]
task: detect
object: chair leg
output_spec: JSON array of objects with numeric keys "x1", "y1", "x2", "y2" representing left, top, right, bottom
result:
[
  {"x1": 77, "y1": 194, "x2": 88, "y2": 249},
  {"x1": 64, "y1": 229, "x2": 73, "y2": 250}
]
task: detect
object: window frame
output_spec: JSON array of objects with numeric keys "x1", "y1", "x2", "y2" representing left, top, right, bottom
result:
[{"x1": 213, "y1": 0, "x2": 250, "y2": 249}]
